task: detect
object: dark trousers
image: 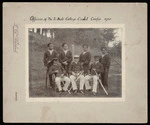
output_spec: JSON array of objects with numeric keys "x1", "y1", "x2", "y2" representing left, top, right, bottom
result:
[
  {"x1": 62, "y1": 64, "x2": 70, "y2": 76},
  {"x1": 83, "y1": 64, "x2": 90, "y2": 76},
  {"x1": 49, "y1": 74, "x2": 53, "y2": 87},
  {"x1": 47, "y1": 62, "x2": 53, "y2": 87},
  {"x1": 101, "y1": 68, "x2": 109, "y2": 89}
]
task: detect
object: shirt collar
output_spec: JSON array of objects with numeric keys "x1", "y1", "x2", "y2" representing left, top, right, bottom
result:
[
  {"x1": 64, "y1": 49, "x2": 68, "y2": 52},
  {"x1": 102, "y1": 53, "x2": 108, "y2": 57},
  {"x1": 64, "y1": 50, "x2": 68, "y2": 54},
  {"x1": 83, "y1": 51, "x2": 88, "y2": 54},
  {"x1": 74, "y1": 61, "x2": 78, "y2": 64},
  {"x1": 95, "y1": 61, "x2": 99, "y2": 64}
]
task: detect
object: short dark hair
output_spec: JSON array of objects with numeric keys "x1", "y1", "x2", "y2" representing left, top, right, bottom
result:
[
  {"x1": 62, "y1": 43, "x2": 67, "y2": 47},
  {"x1": 82, "y1": 44, "x2": 88, "y2": 48},
  {"x1": 94, "y1": 55, "x2": 99, "y2": 58},
  {"x1": 101, "y1": 47, "x2": 107, "y2": 51},
  {"x1": 47, "y1": 42, "x2": 53, "y2": 47}
]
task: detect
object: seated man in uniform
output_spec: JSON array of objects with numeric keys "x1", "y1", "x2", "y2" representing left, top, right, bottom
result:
[
  {"x1": 69, "y1": 55, "x2": 85, "y2": 94},
  {"x1": 48, "y1": 57, "x2": 70, "y2": 93},
  {"x1": 85, "y1": 55, "x2": 104, "y2": 95}
]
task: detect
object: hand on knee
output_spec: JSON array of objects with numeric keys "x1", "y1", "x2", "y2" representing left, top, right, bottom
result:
[
  {"x1": 93, "y1": 76, "x2": 98, "y2": 81},
  {"x1": 65, "y1": 77, "x2": 70, "y2": 83},
  {"x1": 84, "y1": 76, "x2": 90, "y2": 81},
  {"x1": 70, "y1": 75, "x2": 75, "y2": 80},
  {"x1": 55, "y1": 77, "x2": 61, "y2": 83}
]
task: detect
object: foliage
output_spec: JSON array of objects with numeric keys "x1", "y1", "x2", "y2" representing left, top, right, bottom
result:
[
  {"x1": 46, "y1": 28, "x2": 117, "y2": 49},
  {"x1": 108, "y1": 41, "x2": 121, "y2": 58}
]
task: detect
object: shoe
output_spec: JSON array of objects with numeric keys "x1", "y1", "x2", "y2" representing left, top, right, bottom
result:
[
  {"x1": 74, "y1": 90, "x2": 78, "y2": 93},
  {"x1": 87, "y1": 89, "x2": 92, "y2": 92},
  {"x1": 62, "y1": 90, "x2": 65, "y2": 92},
  {"x1": 80, "y1": 90, "x2": 84, "y2": 94},
  {"x1": 63, "y1": 90, "x2": 68, "y2": 93},
  {"x1": 67, "y1": 90, "x2": 71, "y2": 94},
  {"x1": 92, "y1": 92, "x2": 96, "y2": 96}
]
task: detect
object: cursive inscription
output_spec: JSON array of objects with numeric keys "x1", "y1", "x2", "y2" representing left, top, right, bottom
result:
[{"x1": 13, "y1": 23, "x2": 19, "y2": 53}]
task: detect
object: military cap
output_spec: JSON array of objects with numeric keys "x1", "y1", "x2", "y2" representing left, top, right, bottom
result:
[
  {"x1": 74, "y1": 55, "x2": 79, "y2": 58},
  {"x1": 82, "y1": 44, "x2": 88, "y2": 48}
]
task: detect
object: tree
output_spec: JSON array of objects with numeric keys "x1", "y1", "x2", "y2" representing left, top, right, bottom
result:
[
  {"x1": 109, "y1": 41, "x2": 121, "y2": 58},
  {"x1": 45, "y1": 28, "x2": 117, "y2": 50},
  {"x1": 103, "y1": 28, "x2": 117, "y2": 47}
]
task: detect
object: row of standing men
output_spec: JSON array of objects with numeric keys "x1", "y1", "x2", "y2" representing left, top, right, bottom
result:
[{"x1": 43, "y1": 42, "x2": 111, "y2": 95}]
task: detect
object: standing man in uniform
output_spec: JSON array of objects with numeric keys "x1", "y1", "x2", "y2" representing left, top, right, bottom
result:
[
  {"x1": 79, "y1": 44, "x2": 92, "y2": 76},
  {"x1": 59, "y1": 43, "x2": 73, "y2": 76},
  {"x1": 43, "y1": 42, "x2": 58, "y2": 88},
  {"x1": 99, "y1": 47, "x2": 111, "y2": 90},
  {"x1": 49, "y1": 57, "x2": 70, "y2": 93}
]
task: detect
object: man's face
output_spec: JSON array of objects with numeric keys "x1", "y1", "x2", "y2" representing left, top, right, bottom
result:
[
  {"x1": 48, "y1": 44, "x2": 53, "y2": 50},
  {"x1": 74, "y1": 58, "x2": 79, "y2": 62},
  {"x1": 83, "y1": 46, "x2": 88, "y2": 52},
  {"x1": 63, "y1": 44, "x2": 68, "y2": 50},
  {"x1": 95, "y1": 57, "x2": 99, "y2": 62},
  {"x1": 53, "y1": 60, "x2": 58, "y2": 64},
  {"x1": 102, "y1": 48, "x2": 107, "y2": 54}
]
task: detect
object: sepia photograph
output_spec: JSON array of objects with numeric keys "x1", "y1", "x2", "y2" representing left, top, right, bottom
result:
[
  {"x1": 27, "y1": 25, "x2": 124, "y2": 99},
  {"x1": 3, "y1": 3, "x2": 147, "y2": 123}
]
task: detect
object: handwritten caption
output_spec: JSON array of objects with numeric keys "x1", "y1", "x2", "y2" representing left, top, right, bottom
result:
[
  {"x1": 30, "y1": 16, "x2": 111, "y2": 22},
  {"x1": 13, "y1": 23, "x2": 19, "y2": 53}
]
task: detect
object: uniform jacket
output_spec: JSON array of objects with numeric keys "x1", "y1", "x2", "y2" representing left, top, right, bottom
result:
[
  {"x1": 43, "y1": 49, "x2": 58, "y2": 67},
  {"x1": 59, "y1": 50, "x2": 73, "y2": 73},
  {"x1": 99, "y1": 53, "x2": 111, "y2": 70},
  {"x1": 89, "y1": 62, "x2": 104, "y2": 75},
  {"x1": 48, "y1": 63, "x2": 66, "y2": 77},
  {"x1": 79, "y1": 51, "x2": 91, "y2": 74},
  {"x1": 69, "y1": 61, "x2": 83, "y2": 74},
  {"x1": 59, "y1": 50, "x2": 73, "y2": 64}
]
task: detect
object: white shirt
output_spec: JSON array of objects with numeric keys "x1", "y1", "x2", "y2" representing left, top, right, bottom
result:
[
  {"x1": 102, "y1": 53, "x2": 108, "y2": 58},
  {"x1": 64, "y1": 50, "x2": 68, "y2": 55},
  {"x1": 95, "y1": 61, "x2": 99, "y2": 64},
  {"x1": 83, "y1": 51, "x2": 87, "y2": 55},
  {"x1": 48, "y1": 49, "x2": 53, "y2": 55},
  {"x1": 74, "y1": 61, "x2": 78, "y2": 64}
]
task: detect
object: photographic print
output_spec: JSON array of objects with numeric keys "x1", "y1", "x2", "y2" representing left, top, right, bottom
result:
[
  {"x1": 3, "y1": 3, "x2": 147, "y2": 123},
  {"x1": 26, "y1": 24, "x2": 125, "y2": 100}
]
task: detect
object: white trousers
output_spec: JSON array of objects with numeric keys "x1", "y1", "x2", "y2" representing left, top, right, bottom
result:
[
  {"x1": 70, "y1": 75, "x2": 85, "y2": 90},
  {"x1": 55, "y1": 76, "x2": 70, "y2": 91},
  {"x1": 85, "y1": 75, "x2": 98, "y2": 93}
]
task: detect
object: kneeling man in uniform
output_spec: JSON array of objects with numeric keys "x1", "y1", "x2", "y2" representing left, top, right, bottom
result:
[
  {"x1": 85, "y1": 55, "x2": 104, "y2": 95},
  {"x1": 49, "y1": 57, "x2": 70, "y2": 93}
]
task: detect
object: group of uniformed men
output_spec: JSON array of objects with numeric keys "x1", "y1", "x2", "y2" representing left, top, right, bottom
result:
[{"x1": 43, "y1": 42, "x2": 110, "y2": 95}]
